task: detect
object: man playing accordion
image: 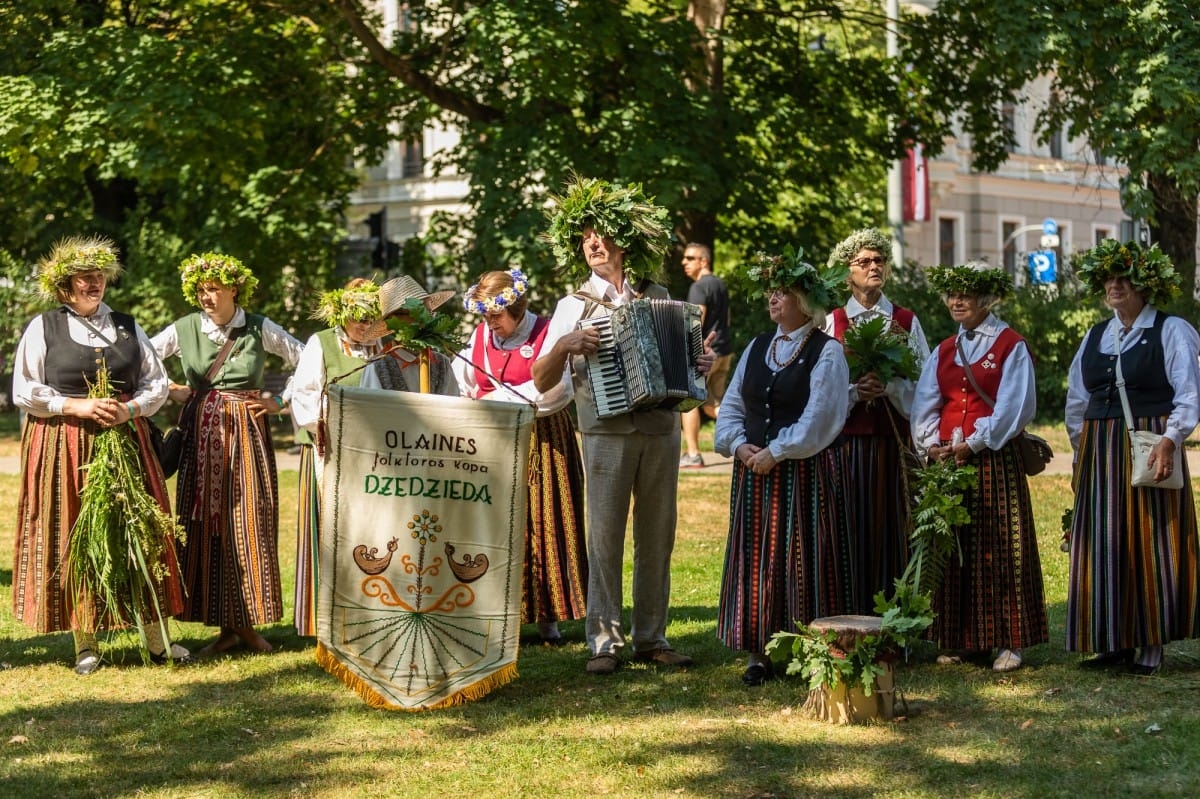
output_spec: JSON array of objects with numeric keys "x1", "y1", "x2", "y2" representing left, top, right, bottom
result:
[{"x1": 532, "y1": 175, "x2": 715, "y2": 675}]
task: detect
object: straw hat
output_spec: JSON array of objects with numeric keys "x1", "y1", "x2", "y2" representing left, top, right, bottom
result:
[{"x1": 378, "y1": 275, "x2": 455, "y2": 317}]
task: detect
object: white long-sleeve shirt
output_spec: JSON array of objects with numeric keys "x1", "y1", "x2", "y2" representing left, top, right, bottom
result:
[
  {"x1": 151, "y1": 306, "x2": 303, "y2": 372},
  {"x1": 714, "y1": 322, "x2": 850, "y2": 462},
  {"x1": 823, "y1": 293, "x2": 931, "y2": 419},
  {"x1": 14, "y1": 302, "x2": 169, "y2": 418},
  {"x1": 290, "y1": 328, "x2": 389, "y2": 435},
  {"x1": 911, "y1": 313, "x2": 1036, "y2": 452},
  {"x1": 452, "y1": 312, "x2": 571, "y2": 417},
  {"x1": 1064, "y1": 305, "x2": 1200, "y2": 452}
]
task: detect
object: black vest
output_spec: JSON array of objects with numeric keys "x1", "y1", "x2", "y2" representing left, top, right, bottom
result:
[
  {"x1": 742, "y1": 329, "x2": 834, "y2": 448},
  {"x1": 41, "y1": 306, "x2": 142, "y2": 397},
  {"x1": 1082, "y1": 310, "x2": 1174, "y2": 420}
]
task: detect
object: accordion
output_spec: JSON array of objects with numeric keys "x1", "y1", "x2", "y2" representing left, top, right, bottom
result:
[{"x1": 578, "y1": 298, "x2": 707, "y2": 419}]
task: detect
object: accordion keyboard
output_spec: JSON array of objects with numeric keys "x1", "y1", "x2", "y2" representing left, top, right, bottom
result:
[{"x1": 578, "y1": 315, "x2": 634, "y2": 418}]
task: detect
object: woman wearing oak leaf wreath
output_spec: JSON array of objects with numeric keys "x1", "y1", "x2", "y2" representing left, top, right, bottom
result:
[
  {"x1": 152, "y1": 253, "x2": 303, "y2": 657},
  {"x1": 1066, "y1": 240, "x2": 1200, "y2": 676},
  {"x1": 12, "y1": 236, "x2": 190, "y2": 674},
  {"x1": 289, "y1": 277, "x2": 391, "y2": 637},
  {"x1": 911, "y1": 261, "x2": 1047, "y2": 673},
  {"x1": 713, "y1": 247, "x2": 850, "y2": 686},
  {"x1": 453, "y1": 268, "x2": 588, "y2": 646}
]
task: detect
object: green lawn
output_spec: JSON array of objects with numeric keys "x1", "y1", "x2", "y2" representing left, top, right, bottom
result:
[{"x1": 2, "y1": 454, "x2": 1200, "y2": 797}]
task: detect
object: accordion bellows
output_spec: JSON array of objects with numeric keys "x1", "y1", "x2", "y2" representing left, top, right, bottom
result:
[{"x1": 579, "y1": 298, "x2": 707, "y2": 418}]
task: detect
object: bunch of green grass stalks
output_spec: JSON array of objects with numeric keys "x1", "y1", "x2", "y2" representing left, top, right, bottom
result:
[{"x1": 64, "y1": 364, "x2": 185, "y2": 662}]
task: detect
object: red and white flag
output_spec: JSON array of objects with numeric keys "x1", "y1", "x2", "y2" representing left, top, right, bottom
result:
[{"x1": 902, "y1": 144, "x2": 930, "y2": 222}]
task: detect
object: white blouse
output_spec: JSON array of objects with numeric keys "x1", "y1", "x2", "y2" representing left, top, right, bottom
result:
[
  {"x1": 823, "y1": 293, "x2": 931, "y2": 419},
  {"x1": 290, "y1": 328, "x2": 389, "y2": 435},
  {"x1": 714, "y1": 321, "x2": 850, "y2": 462},
  {"x1": 453, "y1": 311, "x2": 571, "y2": 417},
  {"x1": 911, "y1": 313, "x2": 1036, "y2": 452},
  {"x1": 14, "y1": 302, "x2": 169, "y2": 418},
  {"x1": 1064, "y1": 305, "x2": 1200, "y2": 452},
  {"x1": 151, "y1": 306, "x2": 303, "y2": 370}
]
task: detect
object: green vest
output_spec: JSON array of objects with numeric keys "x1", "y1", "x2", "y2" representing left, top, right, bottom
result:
[
  {"x1": 176, "y1": 311, "x2": 266, "y2": 390},
  {"x1": 295, "y1": 327, "x2": 388, "y2": 445}
]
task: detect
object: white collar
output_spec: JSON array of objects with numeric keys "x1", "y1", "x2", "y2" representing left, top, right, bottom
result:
[
  {"x1": 200, "y1": 306, "x2": 247, "y2": 336},
  {"x1": 845, "y1": 294, "x2": 894, "y2": 320},
  {"x1": 490, "y1": 311, "x2": 537, "y2": 348}
]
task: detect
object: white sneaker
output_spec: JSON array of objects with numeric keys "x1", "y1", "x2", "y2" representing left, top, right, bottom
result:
[
  {"x1": 993, "y1": 649, "x2": 1023, "y2": 672},
  {"x1": 679, "y1": 453, "x2": 704, "y2": 469}
]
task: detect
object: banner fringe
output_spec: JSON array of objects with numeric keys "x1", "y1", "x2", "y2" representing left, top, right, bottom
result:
[{"x1": 316, "y1": 641, "x2": 519, "y2": 712}]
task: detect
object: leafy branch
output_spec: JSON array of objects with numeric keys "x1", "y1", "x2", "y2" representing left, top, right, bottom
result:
[
  {"x1": 842, "y1": 315, "x2": 921, "y2": 386},
  {"x1": 64, "y1": 365, "x2": 185, "y2": 661}
]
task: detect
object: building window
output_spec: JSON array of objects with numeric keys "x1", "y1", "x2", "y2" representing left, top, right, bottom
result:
[
  {"x1": 1002, "y1": 221, "x2": 1019, "y2": 277},
  {"x1": 401, "y1": 137, "x2": 423, "y2": 179},
  {"x1": 938, "y1": 217, "x2": 957, "y2": 267},
  {"x1": 1094, "y1": 226, "x2": 1114, "y2": 245},
  {"x1": 1001, "y1": 103, "x2": 1017, "y2": 154},
  {"x1": 1049, "y1": 128, "x2": 1064, "y2": 160}
]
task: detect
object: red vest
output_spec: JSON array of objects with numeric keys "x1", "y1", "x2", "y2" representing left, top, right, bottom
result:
[
  {"x1": 832, "y1": 305, "x2": 915, "y2": 436},
  {"x1": 935, "y1": 327, "x2": 1023, "y2": 441},
  {"x1": 469, "y1": 316, "x2": 550, "y2": 397}
]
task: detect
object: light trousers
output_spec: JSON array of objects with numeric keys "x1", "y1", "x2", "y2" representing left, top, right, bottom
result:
[{"x1": 581, "y1": 429, "x2": 680, "y2": 656}]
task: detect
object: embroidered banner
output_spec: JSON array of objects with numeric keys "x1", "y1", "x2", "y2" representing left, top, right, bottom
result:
[{"x1": 315, "y1": 385, "x2": 534, "y2": 710}]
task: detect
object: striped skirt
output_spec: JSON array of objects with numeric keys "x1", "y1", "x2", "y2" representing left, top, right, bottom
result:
[
  {"x1": 13, "y1": 414, "x2": 184, "y2": 633},
  {"x1": 1066, "y1": 416, "x2": 1200, "y2": 652},
  {"x1": 717, "y1": 457, "x2": 846, "y2": 652},
  {"x1": 293, "y1": 444, "x2": 320, "y2": 636},
  {"x1": 930, "y1": 441, "x2": 1048, "y2": 651},
  {"x1": 175, "y1": 390, "x2": 283, "y2": 628},
  {"x1": 523, "y1": 409, "x2": 588, "y2": 624},
  {"x1": 823, "y1": 426, "x2": 913, "y2": 615}
]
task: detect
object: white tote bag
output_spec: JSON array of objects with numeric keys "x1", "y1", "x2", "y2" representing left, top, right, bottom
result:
[{"x1": 1115, "y1": 327, "x2": 1183, "y2": 490}]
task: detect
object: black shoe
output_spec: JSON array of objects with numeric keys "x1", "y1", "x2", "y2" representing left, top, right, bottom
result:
[
  {"x1": 540, "y1": 635, "x2": 565, "y2": 647},
  {"x1": 74, "y1": 649, "x2": 101, "y2": 676},
  {"x1": 1080, "y1": 649, "x2": 1134, "y2": 669},
  {"x1": 1128, "y1": 661, "x2": 1162, "y2": 677},
  {"x1": 742, "y1": 663, "x2": 772, "y2": 686}
]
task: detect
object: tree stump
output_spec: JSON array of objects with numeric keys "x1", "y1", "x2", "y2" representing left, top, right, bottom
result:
[{"x1": 805, "y1": 615, "x2": 896, "y2": 724}]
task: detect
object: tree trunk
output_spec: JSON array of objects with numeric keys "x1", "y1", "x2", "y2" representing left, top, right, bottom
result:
[{"x1": 1146, "y1": 171, "x2": 1199, "y2": 301}]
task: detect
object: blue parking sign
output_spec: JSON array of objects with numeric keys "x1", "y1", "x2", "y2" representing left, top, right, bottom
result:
[{"x1": 1028, "y1": 250, "x2": 1057, "y2": 284}]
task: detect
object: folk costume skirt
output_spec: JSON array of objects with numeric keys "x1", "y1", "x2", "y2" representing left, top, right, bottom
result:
[
  {"x1": 293, "y1": 443, "x2": 321, "y2": 636},
  {"x1": 717, "y1": 457, "x2": 844, "y2": 653},
  {"x1": 823, "y1": 412, "x2": 913, "y2": 615},
  {"x1": 175, "y1": 390, "x2": 283, "y2": 629},
  {"x1": 930, "y1": 441, "x2": 1048, "y2": 652},
  {"x1": 1066, "y1": 416, "x2": 1200, "y2": 652},
  {"x1": 13, "y1": 414, "x2": 184, "y2": 633},
  {"x1": 523, "y1": 408, "x2": 588, "y2": 624}
]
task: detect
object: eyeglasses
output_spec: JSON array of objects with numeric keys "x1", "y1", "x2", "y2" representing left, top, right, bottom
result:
[{"x1": 850, "y1": 256, "x2": 887, "y2": 268}]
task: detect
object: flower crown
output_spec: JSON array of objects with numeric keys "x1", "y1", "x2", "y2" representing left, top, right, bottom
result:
[
  {"x1": 744, "y1": 244, "x2": 848, "y2": 311},
  {"x1": 926, "y1": 262, "x2": 1013, "y2": 300},
  {"x1": 37, "y1": 235, "x2": 124, "y2": 301},
  {"x1": 313, "y1": 282, "x2": 382, "y2": 328},
  {"x1": 827, "y1": 228, "x2": 893, "y2": 271},
  {"x1": 463, "y1": 269, "x2": 529, "y2": 315},
  {"x1": 179, "y1": 252, "x2": 259, "y2": 308},
  {"x1": 1075, "y1": 238, "x2": 1180, "y2": 307},
  {"x1": 543, "y1": 173, "x2": 671, "y2": 286}
]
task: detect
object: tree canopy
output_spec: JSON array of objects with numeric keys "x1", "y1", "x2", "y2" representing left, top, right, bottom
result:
[
  {"x1": 330, "y1": 0, "x2": 927, "y2": 312},
  {"x1": 906, "y1": 0, "x2": 1200, "y2": 296},
  {"x1": 0, "y1": 0, "x2": 401, "y2": 346}
]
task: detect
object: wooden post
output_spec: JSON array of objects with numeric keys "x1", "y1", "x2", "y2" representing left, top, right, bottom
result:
[{"x1": 419, "y1": 349, "x2": 431, "y2": 394}]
